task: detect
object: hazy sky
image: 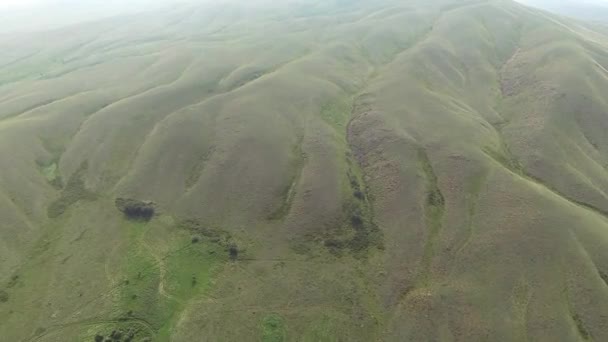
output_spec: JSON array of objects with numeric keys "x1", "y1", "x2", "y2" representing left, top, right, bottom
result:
[
  {"x1": 0, "y1": 0, "x2": 189, "y2": 32},
  {"x1": 0, "y1": 0, "x2": 185, "y2": 12},
  {"x1": 2, "y1": 0, "x2": 608, "y2": 10},
  {"x1": 0, "y1": 0, "x2": 42, "y2": 10}
]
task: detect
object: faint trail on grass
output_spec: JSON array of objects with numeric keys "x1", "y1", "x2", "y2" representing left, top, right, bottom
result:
[
  {"x1": 140, "y1": 235, "x2": 180, "y2": 303},
  {"x1": 26, "y1": 241, "x2": 194, "y2": 341},
  {"x1": 193, "y1": 302, "x2": 355, "y2": 318},
  {"x1": 27, "y1": 317, "x2": 155, "y2": 342},
  {"x1": 104, "y1": 240, "x2": 123, "y2": 285},
  {"x1": 51, "y1": 240, "x2": 195, "y2": 333}
]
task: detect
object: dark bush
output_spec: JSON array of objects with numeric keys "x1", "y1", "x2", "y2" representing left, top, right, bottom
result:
[
  {"x1": 181, "y1": 219, "x2": 222, "y2": 238},
  {"x1": 353, "y1": 190, "x2": 365, "y2": 200},
  {"x1": 324, "y1": 239, "x2": 346, "y2": 255},
  {"x1": 324, "y1": 239, "x2": 343, "y2": 249},
  {"x1": 350, "y1": 214, "x2": 364, "y2": 228},
  {"x1": 191, "y1": 235, "x2": 201, "y2": 244},
  {"x1": 228, "y1": 243, "x2": 239, "y2": 260},
  {"x1": 8, "y1": 275, "x2": 19, "y2": 288},
  {"x1": 347, "y1": 170, "x2": 359, "y2": 189},
  {"x1": 572, "y1": 314, "x2": 590, "y2": 340},
  {"x1": 94, "y1": 334, "x2": 104, "y2": 342},
  {"x1": 115, "y1": 198, "x2": 155, "y2": 221},
  {"x1": 0, "y1": 290, "x2": 8, "y2": 303},
  {"x1": 123, "y1": 204, "x2": 154, "y2": 221},
  {"x1": 125, "y1": 329, "x2": 135, "y2": 342},
  {"x1": 110, "y1": 330, "x2": 122, "y2": 340},
  {"x1": 347, "y1": 230, "x2": 369, "y2": 252},
  {"x1": 427, "y1": 189, "x2": 444, "y2": 207}
]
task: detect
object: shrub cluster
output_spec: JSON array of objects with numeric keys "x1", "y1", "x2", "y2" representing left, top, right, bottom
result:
[
  {"x1": 0, "y1": 290, "x2": 8, "y2": 303},
  {"x1": 115, "y1": 198, "x2": 155, "y2": 221}
]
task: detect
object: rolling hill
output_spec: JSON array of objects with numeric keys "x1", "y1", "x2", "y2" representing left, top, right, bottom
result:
[{"x1": 2, "y1": 0, "x2": 608, "y2": 340}]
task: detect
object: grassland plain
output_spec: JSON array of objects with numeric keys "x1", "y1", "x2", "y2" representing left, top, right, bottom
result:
[{"x1": 3, "y1": 0, "x2": 608, "y2": 340}]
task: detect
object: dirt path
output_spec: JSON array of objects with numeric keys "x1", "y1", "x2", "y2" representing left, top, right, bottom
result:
[{"x1": 138, "y1": 230, "x2": 180, "y2": 303}]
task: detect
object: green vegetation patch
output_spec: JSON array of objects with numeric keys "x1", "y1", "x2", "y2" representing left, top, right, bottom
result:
[
  {"x1": 268, "y1": 140, "x2": 305, "y2": 221},
  {"x1": 418, "y1": 148, "x2": 445, "y2": 221},
  {"x1": 47, "y1": 161, "x2": 96, "y2": 218},
  {"x1": 302, "y1": 314, "x2": 339, "y2": 342},
  {"x1": 113, "y1": 221, "x2": 227, "y2": 340},
  {"x1": 417, "y1": 147, "x2": 445, "y2": 286},
  {"x1": 572, "y1": 313, "x2": 591, "y2": 340},
  {"x1": 320, "y1": 100, "x2": 352, "y2": 134},
  {"x1": 599, "y1": 270, "x2": 608, "y2": 286},
  {"x1": 36, "y1": 159, "x2": 63, "y2": 188},
  {"x1": 179, "y1": 219, "x2": 241, "y2": 261},
  {"x1": 164, "y1": 243, "x2": 225, "y2": 300},
  {"x1": 90, "y1": 324, "x2": 152, "y2": 342},
  {"x1": 323, "y1": 154, "x2": 383, "y2": 257},
  {"x1": 262, "y1": 314, "x2": 287, "y2": 342}
]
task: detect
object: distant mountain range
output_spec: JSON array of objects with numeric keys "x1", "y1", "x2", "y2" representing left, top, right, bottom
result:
[{"x1": 518, "y1": 0, "x2": 608, "y2": 21}]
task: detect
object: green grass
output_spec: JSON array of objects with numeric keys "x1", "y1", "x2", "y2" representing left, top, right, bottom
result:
[
  {"x1": 416, "y1": 147, "x2": 445, "y2": 287},
  {"x1": 267, "y1": 140, "x2": 305, "y2": 221},
  {"x1": 261, "y1": 314, "x2": 286, "y2": 342},
  {"x1": 320, "y1": 100, "x2": 352, "y2": 133},
  {"x1": 108, "y1": 219, "x2": 227, "y2": 340},
  {"x1": 37, "y1": 160, "x2": 63, "y2": 189},
  {"x1": 301, "y1": 314, "x2": 340, "y2": 342},
  {"x1": 47, "y1": 161, "x2": 96, "y2": 218}
]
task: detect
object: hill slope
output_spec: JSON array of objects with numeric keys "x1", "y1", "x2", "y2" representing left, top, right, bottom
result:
[{"x1": 2, "y1": 0, "x2": 608, "y2": 341}]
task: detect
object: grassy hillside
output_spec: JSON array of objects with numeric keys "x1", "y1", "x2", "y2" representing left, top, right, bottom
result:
[{"x1": 3, "y1": 0, "x2": 608, "y2": 341}]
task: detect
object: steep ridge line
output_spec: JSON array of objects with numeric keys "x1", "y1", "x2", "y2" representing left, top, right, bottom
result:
[
  {"x1": 483, "y1": 149, "x2": 608, "y2": 224},
  {"x1": 451, "y1": 168, "x2": 488, "y2": 261},
  {"x1": 569, "y1": 230, "x2": 608, "y2": 292},
  {"x1": 560, "y1": 263, "x2": 593, "y2": 341},
  {"x1": 113, "y1": 51, "x2": 314, "y2": 195},
  {"x1": 266, "y1": 134, "x2": 306, "y2": 221},
  {"x1": 496, "y1": 41, "x2": 608, "y2": 220},
  {"x1": 63, "y1": 57, "x2": 201, "y2": 187},
  {"x1": 416, "y1": 147, "x2": 445, "y2": 287},
  {"x1": 1, "y1": 98, "x2": 61, "y2": 122}
]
